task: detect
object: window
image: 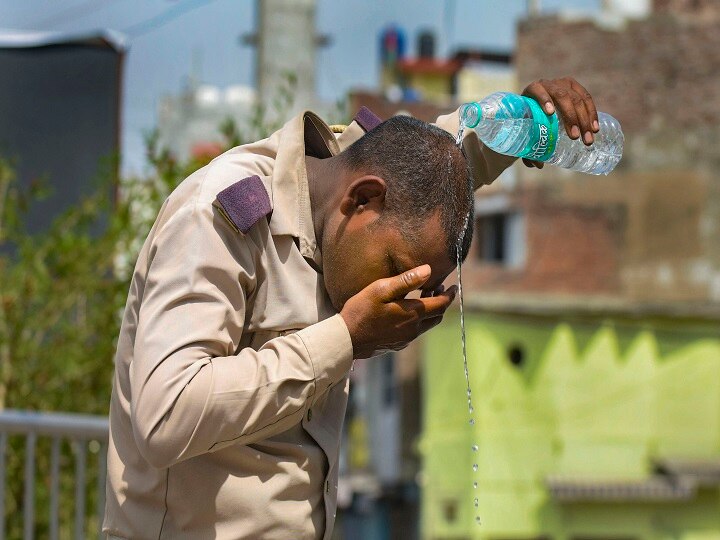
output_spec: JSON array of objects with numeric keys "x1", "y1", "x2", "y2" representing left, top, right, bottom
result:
[
  {"x1": 475, "y1": 211, "x2": 526, "y2": 268},
  {"x1": 507, "y1": 343, "x2": 526, "y2": 368}
]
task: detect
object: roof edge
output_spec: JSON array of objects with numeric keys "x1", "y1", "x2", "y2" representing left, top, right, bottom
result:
[
  {"x1": 0, "y1": 28, "x2": 128, "y2": 52},
  {"x1": 461, "y1": 293, "x2": 720, "y2": 323}
]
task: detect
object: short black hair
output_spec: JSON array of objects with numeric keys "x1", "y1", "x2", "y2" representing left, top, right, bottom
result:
[{"x1": 340, "y1": 114, "x2": 474, "y2": 264}]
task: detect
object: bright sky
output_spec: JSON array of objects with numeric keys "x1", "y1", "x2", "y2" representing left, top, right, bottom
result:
[{"x1": 1, "y1": 0, "x2": 600, "y2": 174}]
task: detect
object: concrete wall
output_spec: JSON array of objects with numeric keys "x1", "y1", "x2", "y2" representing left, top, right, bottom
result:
[{"x1": 421, "y1": 312, "x2": 720, "y2": 539}]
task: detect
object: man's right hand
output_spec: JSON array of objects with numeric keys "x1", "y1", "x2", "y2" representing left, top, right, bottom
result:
[{"x1": 340, "y1": 264, "x2": 457, "y2": 359}]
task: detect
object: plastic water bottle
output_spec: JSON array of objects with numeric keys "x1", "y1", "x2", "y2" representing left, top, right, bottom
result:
[{"x1": 459, "y1": 92, "x2": 624, "y2": 175}]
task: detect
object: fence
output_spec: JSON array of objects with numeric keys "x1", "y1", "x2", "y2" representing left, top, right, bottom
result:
[{"x1": 0, "y1": 410, "x2": 109, "y2": 540}]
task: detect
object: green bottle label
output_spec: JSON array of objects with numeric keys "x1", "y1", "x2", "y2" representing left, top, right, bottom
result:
[{"x1": 521, "y1": 96, "x2": 559, "y2": 162}]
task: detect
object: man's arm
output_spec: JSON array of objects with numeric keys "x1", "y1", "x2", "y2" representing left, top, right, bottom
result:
[
  {"x1": 130, "y1": 203, "x2": 353, "y2": 469},
  {"x1": 434, "y1": 109, "x2": 517, "y2": 190}
]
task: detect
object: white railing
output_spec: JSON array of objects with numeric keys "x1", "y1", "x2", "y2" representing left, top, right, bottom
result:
[{"x1": 0, "y1": 410, "x2": 109, "y2": 540}]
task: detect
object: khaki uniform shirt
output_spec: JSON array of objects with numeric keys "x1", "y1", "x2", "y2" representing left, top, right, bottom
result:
[{"x1": 103, "y1": 108, "x2": 515, "y2": 540}]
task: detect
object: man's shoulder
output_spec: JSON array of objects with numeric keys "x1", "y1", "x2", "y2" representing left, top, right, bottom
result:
[
  {"x1": 195, "y1": 142, "x2": 276, "y2": 206},
  {"x1": 149, "y1": 156, "x2": 273, "y2": 253},
  {"x1": 212, "y1": 174, "x2": 272, "y2": 235}
]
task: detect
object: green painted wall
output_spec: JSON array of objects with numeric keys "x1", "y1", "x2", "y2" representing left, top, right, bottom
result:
[{"x1": 420, "y1": 311, "x2": 720, "y2": 540}]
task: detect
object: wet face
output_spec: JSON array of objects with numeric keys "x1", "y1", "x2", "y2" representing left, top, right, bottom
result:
[{"x1": 322, "y1": 208, "x2": 456, "y2": 311}]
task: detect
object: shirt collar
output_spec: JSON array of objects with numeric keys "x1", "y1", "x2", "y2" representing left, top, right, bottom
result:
[{"x1": 269, "y1": 110, "x2": 341, "y2": 268}]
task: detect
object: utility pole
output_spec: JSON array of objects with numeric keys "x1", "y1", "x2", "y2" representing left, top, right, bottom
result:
[
  {"x1": 241, "y1": 0, "x2": 331, "y2": 110},
  {"x1": 528, "y1": 0, "x2": 541, "y2": 17}
]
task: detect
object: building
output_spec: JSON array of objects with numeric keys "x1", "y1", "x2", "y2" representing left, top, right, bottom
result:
[
  {"x1": 157, "y1": 83, "x2": 256, "y2": 163},
  {"x1": 0, "y1": 29, "x2": 125, "y2": 234},
  {"x1": 423, "y1": 303, "x2": 720, "y2": 538},
  {"x1": 421, "y1": 0, "x2": 720, "y2": 538}
]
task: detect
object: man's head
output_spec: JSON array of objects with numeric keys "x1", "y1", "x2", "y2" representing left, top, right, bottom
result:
[{"x1": 315, "y1": 115, "x2": 474, "y2": 311}]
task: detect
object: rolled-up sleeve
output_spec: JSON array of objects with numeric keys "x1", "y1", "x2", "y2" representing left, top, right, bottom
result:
[
  {"x1": 130, "y1": 203, "x2": 354, "y2": 469},
  {"x1": 434, "y1": 109, "x2": 518, "y2": 190}
]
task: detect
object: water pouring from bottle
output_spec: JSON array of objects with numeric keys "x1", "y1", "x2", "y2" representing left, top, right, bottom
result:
[{"x1": 456, "y1": 212, "x2": 481, "y2": 526}]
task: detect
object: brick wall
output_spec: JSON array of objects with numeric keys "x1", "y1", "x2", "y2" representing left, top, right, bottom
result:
[
  {"x1": 515, "y1": 8, "x2": 720, "y2": 182},
  {"x1": 460, "y1": 185, "x2": 624, "y2": 296},
  {"x1": 465, "y1": 7, "x2": 720, "y2": 303},
  {"x1": 653, "y1": 0, "x2": 720, "y2": 18}
]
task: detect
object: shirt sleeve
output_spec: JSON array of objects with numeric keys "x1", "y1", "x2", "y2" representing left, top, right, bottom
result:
[
  {"x1": 434, "y1": 109, "x2": 518, "y2": 190},
  {"x1": 130, "y1": 203, "x2": 354, "y2": 469}
]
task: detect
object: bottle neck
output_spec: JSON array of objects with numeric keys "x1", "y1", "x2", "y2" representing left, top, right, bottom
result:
[{"x1": 459, "y1": 102, "x2": 481, "y2": 129}]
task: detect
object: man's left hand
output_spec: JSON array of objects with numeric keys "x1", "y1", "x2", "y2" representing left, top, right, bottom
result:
[{"x1": 521, "y1": 77, "x2": 600, "y2": 169}]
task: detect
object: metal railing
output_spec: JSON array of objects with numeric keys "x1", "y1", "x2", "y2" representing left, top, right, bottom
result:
[{"x1": 0, "y1": 410, "x2": 109, "y2": 540}]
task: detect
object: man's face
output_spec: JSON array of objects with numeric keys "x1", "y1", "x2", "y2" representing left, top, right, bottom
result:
[{"x1": 321, "y1": 209, "x2": 456, "y2": 311}]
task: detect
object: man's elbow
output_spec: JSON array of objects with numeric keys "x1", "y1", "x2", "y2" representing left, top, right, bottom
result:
[
  {"x1": 130, "y1": 360, "x2": 214, "y2": 468},
  {"x1": 131, "y1": 418, "x2": 184, "y2": 469}
]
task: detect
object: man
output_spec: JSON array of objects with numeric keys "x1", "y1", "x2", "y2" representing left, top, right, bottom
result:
[{"x1": 103, "y1": 77, "x2": 599, "y2": 539}]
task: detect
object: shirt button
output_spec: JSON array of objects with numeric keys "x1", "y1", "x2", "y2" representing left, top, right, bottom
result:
[{"x1": 307, "y1": 409, "x2": 313, "y2": 421}]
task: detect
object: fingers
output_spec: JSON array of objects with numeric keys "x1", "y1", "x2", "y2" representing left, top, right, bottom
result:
[
  {"x1": 565, "y1": 79, "x2": 594, "y2": 145},
  {"x1": 522, "y1": 158, "x2": 544, "y2": 169},
  {"x1": 396, "y1": 285, "x2": 457, "y2": 321},
  {"x1": 421, "y1": 284, "x2": 446, "y2": 298},
  {"x1": 549, "y1": 85, "x2": 583, "y2": 141},
  {"x1": 522, "y1": 80, "x2": 555, "y2": 115},
  {"x1": 374, "y1": 264, "x2": 431, "y2": 301},
  {"x1": 571, "y1": 78, "x2": 600, "y2": 135},
  {"x1": 419, "y1": 315, "x2": 444, "y2": 335},
  {"x1": 523, "y1": 77, "x2": 600, "y2": 147}
]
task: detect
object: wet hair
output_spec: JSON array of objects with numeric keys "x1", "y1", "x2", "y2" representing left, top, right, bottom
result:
[{"x1": 339, "y1": 115, "x2": 474, "y2": 263}]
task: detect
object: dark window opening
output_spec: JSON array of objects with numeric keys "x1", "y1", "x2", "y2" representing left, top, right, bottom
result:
[
  {"x1": 475, "y1": 211, "x2": 525, "y2": 267},
  {"x1": 507, "y1": 344, "x2": 526, "y2": 368},
  {"x1": 478, "y1": 214, "x2": 506, "y2": 262},
  {"x1": 441, "y1": 499, "x2": 458, "y2": 523}
]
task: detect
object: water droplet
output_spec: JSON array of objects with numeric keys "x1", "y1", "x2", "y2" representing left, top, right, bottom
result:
[
  {"x1": 472, "y1": 444, "x2": 478, "y2": 452},
  {"x1": 472, "y1": 463, "x2": 478, "y2": 472},
  {"x1": 473, "y1": 482, "x2": 478, "y2": 489},
  {"x1": 476, "y1": 516, "x2": 482, "y2": 524},
  {"x1": 467, "y1": 388, "x2": 472, "y2": 397},
  {"x1": 469, "y1": 418, "x2": 475, "y2": 425},
  {"x1": 474, "y1": 498, "x2": 479, "y2": 507},
  {"x1": 469, "y1": 406, "x2": 474, "y2": 414}
]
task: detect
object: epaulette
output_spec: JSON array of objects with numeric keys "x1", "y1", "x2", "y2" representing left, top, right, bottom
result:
[
  {"x1": 354, "y1": 106, "x2": 383, "y2": 133},
  {"x1": 213, "y1": 175, "x2": 272, "y2": 234}
]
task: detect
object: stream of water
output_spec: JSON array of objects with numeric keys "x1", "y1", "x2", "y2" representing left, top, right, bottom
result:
[{"x1": 456, "y1": 211, "x2": 480, "y2": 527}]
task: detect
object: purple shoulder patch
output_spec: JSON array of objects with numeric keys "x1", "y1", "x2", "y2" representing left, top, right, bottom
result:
[
  {"x1": 354, "y1": 106, "x2": 383, "y2": 133},
  {"x1": 215, "y1": 175, "x2": 271, "y2": 234}
]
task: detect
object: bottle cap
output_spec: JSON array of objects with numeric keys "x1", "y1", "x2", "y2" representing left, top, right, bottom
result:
[{"x1": 459, "y1": 103, "x2": 481, "y2": 129}]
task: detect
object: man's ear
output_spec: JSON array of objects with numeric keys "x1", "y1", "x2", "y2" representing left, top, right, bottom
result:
[{"x1": 339, "y1": 176, "x2": 387, "y2": 216}]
